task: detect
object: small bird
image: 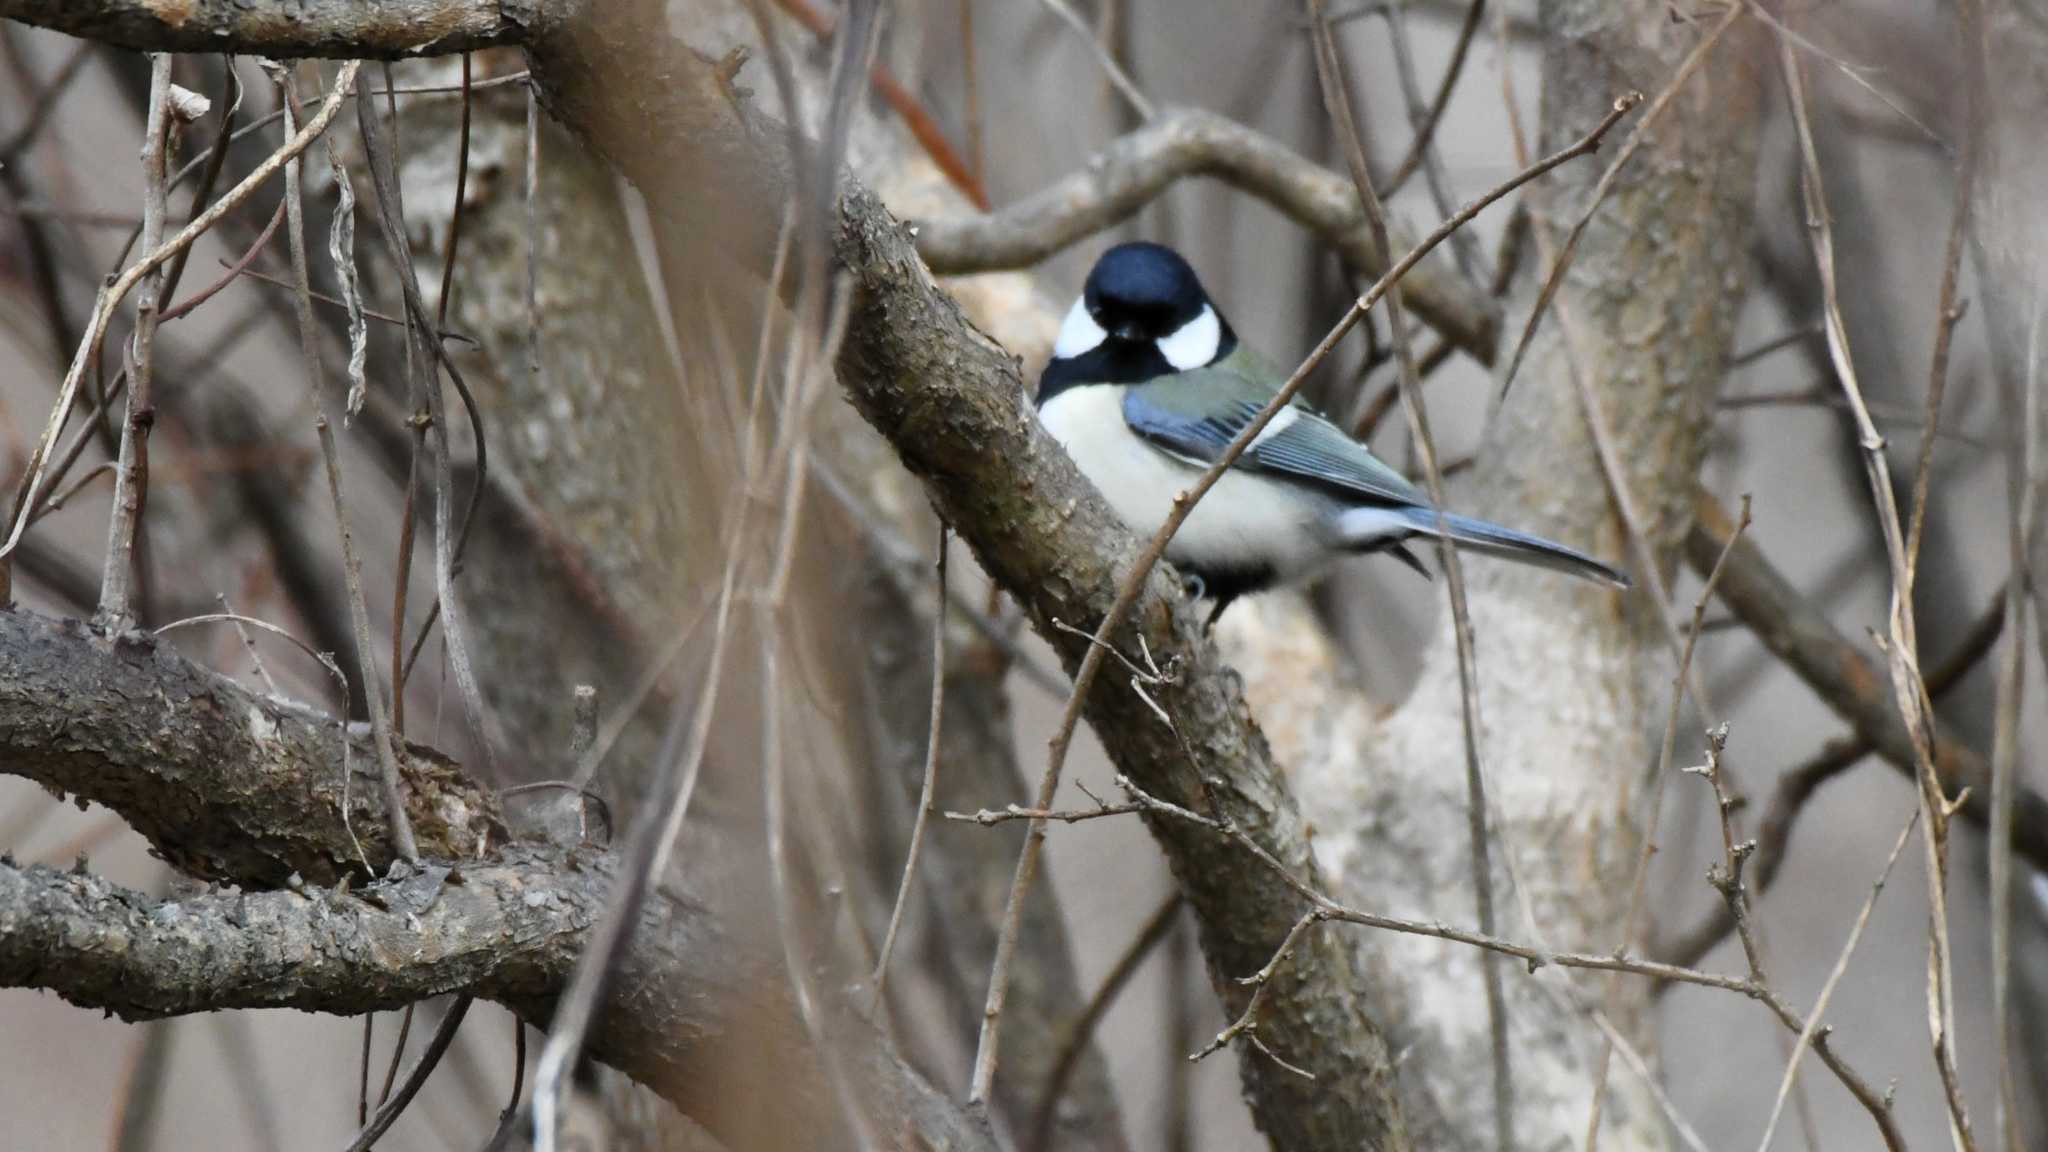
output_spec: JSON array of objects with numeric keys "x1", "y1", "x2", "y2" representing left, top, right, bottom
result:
[{"x1": 1035, "y1": 241, "x2": 1630, "y2": 625}]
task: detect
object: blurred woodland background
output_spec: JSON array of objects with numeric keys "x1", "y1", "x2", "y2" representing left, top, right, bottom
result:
[{"x1": 0, "y1": 1, "x2": 2043, "y2": 1150}]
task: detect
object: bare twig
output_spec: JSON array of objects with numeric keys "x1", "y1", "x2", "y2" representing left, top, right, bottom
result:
[
  {"x1": 530, "y1": 560, "x2": 736, "y2": 1152},
  {"x1": 274, "y1": 61, "x2": 417, "y2": 864},
  {"x1": 1041, "y1": 0, "x2": 1153, "y2": 121},
  {"x1": 964, "y1": 95, "x2": 1632, "y2": 1107},
  {"x1": 354, "y1": 63, "x2": 497, "y2": 777},
  {"x1": 1584, "y1": 495, "x2": 1748, "y2": 1149},
  {"x1": 154, "y1": 611, "x2": 347, "y2": 702},
  {"x1": 1657, "y1": 585, "x2": 2007, "y2": 968},
  {"x1": 95, "y1": 54, "x2": 175, "y2": 633},
  {"x1": 0, "y1": 55, "x2": 361, "y2": 572},
  {"x1": 1908, "y1": 0, "x2": 1983, "y2": 573},
  {"x1": 158, "y1": 196, "x2": 286, "y2": 323},
  {"x1": 1778, "y1": 32, "x2": 1977, "y2": 1149},
  {"x1": 1308, "y1": 3, "x2": 1512, "y2": 1143},
  {"x1": 1989, "y1": 266, "x2": 2041, "y2": 1152},
  {"x1": 870, "y1": 523, "x2": 949, "y2": 1003},
  {"x1": 108, "y1": 1018, "x2": 177, "y2": 1152},
  {"x1": 1753, "y1": 807, "x2": 1919, "y2": 1152},
  {"x1": 1377, "y1": 1, "x2": 1486, "y2": 288},
  {"x1": 808, "y1": 456, "x2": 1068, "y2": 698},
  {"x1": 157, "y1": 61, "x2": 242, "y2": 309},
  {"x1": 769, "y1": 0, "x2": 990, "y2": 209},
  {"x1": 209, "y1": 594, "x2": 282, "y2": 696},
  {"x1": 1027, "y1": 893, "x2": 1183, "y2": 1152},
  {"x1": 972, "y1": 766, "x2": 1901, "y2": 1148},
  {"x1": 377, "y1": 1005, "x2": 417, "y2": 1105},
  {"x1": 342, "y1": 996, "x2": 474, "y2": 1152}
]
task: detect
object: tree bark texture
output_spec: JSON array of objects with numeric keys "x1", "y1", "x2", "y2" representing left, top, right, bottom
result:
[{"x1": 1250, "y1": 8, "x2": 1766, "y2": 1147}]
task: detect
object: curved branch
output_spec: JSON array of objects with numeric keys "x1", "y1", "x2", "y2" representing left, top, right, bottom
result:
[
  {"x1": 0, "y1": 0, "x2": 531, "y2": 58},
  {"x1": 0, "y1": 609, "x2": 991, "y2": 1152},
  {"x1": 913, "y1": 106, "x2": 1500, "y2": 364},
  {"x1": 0, "y1": 613, "x2": 494, "y2": 887},
  {"x1": 0, "y1": 848, "x2": 597, "y2": 1020}
]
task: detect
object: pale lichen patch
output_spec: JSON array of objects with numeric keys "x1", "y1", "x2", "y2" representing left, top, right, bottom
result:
[{"x1": 247, "y1": 705, "x2": 279, "y2": 745}]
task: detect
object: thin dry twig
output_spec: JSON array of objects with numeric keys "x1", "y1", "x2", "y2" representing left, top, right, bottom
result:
[
  {"x1": 1908, "y1": 0, "x2": 1983, "y2": 573},
  {"x1": 0, "y1": 57, "x2": 361, "y2": 573},
  {"x1": 210, "y1": 594, "x2": 282, "y2": 697},
  {"x1": 158, "y1": 197, "x2": 286, "y2": 324},
  {"x1": 769, "y1": 0, "x2": 989, "y2": 209},
  {"x1": 1753, "y1": 807, "x2": 1920, "y2": 1152},
  {"x1": 980, "y1": 768, "x2": 1901, "y2": 1149},
  {"x1": 1041, "y1": 0, "x2": 1153, "y2": 121},
  {"x1": 154, "y1": 611, "x2": 346, "y2": 701},
  {"x1": 354, "y1": 64, "x2": 498, "y2": 778},
  {"x1": 1777, "y1": 32, "x2": 1977, "y2": 1151},
  {"x1": 1027, "y1": 893, "x2": 1183, "y2": 1152},
  {"x1": 1376, "y1": 1, "x2": 1487, "y2": 289},
  {"x1": 1307, "y1": 3, "x2": 1512, "y2": 1142},
  {"x1": 870, "y1": 523, "x2": 950, "y2": 1004},
  {"x1": 531, "y1": 558, "x2": 737, "y2": 1152},
  {"x1": 342, "y1": 996, "x2": 474, "y2": 1152},
  {"x1": 95, "y1": 54, "x2": 176, "y2": 632},
  {"x1": 1657, "y1": 585, "x2": 2007, "y2": 968},
  {"x1": 963, "y1": 94, "x2": 1633, "y2": 1107},
  {"x1": 1583, "y1": 494, "x2": 1749, "y2": 1149},
  {"x1": 273, "y1": 61, "x2": 417, "y2": 865}
]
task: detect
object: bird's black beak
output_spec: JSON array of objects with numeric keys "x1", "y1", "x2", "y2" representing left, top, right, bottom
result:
[{"x1": 1112, "y1": 323, "x2": 1147, "y2": 343}]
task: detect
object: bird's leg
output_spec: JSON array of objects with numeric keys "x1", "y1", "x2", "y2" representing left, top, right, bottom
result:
[{"x1": 1204, "y1": 593, "x2": 1236, "y2": 633}]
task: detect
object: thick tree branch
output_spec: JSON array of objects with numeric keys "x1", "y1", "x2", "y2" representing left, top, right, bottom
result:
[
  {"x1": 0, "y1": 846, "x2": 607, "y2": 1020},
  {"x1": 912, "y1": 106, "x2": 1500, "y2": 363},
  {"x1": 0, "y1": 0, "x2": 531, "y2": 58},
  {"x1": 1687, "y1": 489, "x2": 2048, "y2": 869},
  {"x1": 0, "y1": 605, "x2": 991, "y2": 1152},
  {"x1": 0, "y1": 610, "x2": 494, "y2": 886},
  {"x1": 519, "y1": 6, "x2": 1409, "y2": 1146}
]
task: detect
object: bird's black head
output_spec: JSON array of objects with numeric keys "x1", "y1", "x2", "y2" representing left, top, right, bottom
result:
[
  {"x1": 1085, "y1": 242, "x2": 1211, "y2": 343},
  {"x1": 1038, "y1": 242, "x2": 1237, "y2": 404}
]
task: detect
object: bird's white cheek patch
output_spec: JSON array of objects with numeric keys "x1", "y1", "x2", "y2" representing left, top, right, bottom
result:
[
  {"x1": 1156, "y1": 305, "x2": 1221, "y2": 370},
  {"x1": 1053, "y1": 298, "x2": 1108, "y2": 359}
]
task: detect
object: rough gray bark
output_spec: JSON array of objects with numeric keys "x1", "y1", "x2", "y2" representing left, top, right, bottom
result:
[
  {"x1": 0, "y1": 606, "x2": 990, "y2": 1152},
  {"x1": 0, "y1": 0, "x2": 529, "y2": 57},
  {"x1": 0, "y1": 611, "x2": 495, "y2": 886}
]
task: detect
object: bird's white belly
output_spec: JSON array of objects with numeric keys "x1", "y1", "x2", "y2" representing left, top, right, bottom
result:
[{"x1": 1038, "y1": 385, "x2": 1332, "y2": 581}]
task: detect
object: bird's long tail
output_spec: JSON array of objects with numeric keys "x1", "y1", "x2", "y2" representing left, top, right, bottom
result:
[{"x1": 1341, "y1": 506, "x2": 1631, "y2": 589}]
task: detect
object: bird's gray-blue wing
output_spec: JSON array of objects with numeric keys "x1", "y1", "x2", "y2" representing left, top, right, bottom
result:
[{"x1": 1121, "y1": 364, "x2": 1426, "y2": 507}]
